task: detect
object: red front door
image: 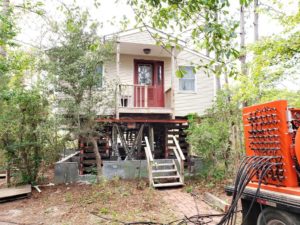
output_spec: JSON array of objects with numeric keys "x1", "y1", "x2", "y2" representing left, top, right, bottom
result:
[{"x1": 134, "y1": 60, "x2": 164, "y2": 107}]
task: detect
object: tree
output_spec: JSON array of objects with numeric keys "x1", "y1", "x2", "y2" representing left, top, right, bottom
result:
[
  {"x1": 236, "y1": 2, "x2": 300, "y2": 105},
  {"x1": 129, "y1": 0, "x2": 246, "y2": 77},
  {"x1": 0, "y1": 87, "x2": 49, "y2": 184},
  {"x1": 187, "y1": 90, "x2": 242, "y2": 180},
  {"x1": 44, "y1": 6, "x2": 115, "y2": 182},
  {"x1": 0, "y1": 0, "x2": 16, "y2": 75},
  {"x1": 253, "y1": 0, "x2": 259, "y2": 42}
]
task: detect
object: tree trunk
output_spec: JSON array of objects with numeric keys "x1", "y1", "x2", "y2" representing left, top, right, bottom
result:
[
  {"x1": 240, "y1": 4, "x2": 248, "y2": 107},
  {"x1": 240, "y1": 5, "x2": 246, "y2": 75},
  {"x1": 254, "y1": 0, "x2": 259, "y2": 42},
  {"x1": 90, "y1": 136, "x2": 102, "y2": 182},
  {"x1": 0, "y1": 0, "x2": 10, "y2": 57},
  {"x1": 214, "y1": 10, "x2": 222, "y2": 92}
]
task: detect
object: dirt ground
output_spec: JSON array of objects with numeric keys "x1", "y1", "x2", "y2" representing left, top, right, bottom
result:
[{"x1": 0, "y1": 178, "x2": 230, "y2": 225}]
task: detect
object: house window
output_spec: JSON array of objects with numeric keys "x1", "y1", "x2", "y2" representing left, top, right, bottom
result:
[
  {"x1": 179, "y1": 66, "x2": 195, "y2": 91},
  {"x1": 138, "y1": 64, "x2": 153, "y2": 85},
  {"x1": 157, "y1": 64, "x2": 162, "y2": 85},
  {"x1": 96, "y1": 64, "x2": 103, "y2": 87}
]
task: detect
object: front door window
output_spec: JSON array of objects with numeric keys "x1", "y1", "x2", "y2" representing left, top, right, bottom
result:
[{"x1": 138, "y1": 64, "x2": 153, "y2": 85}]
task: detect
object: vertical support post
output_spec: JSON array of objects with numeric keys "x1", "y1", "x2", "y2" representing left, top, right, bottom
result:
[
  {"x1": 116, "y1": 42, "x2": 120, "y2": 119},
  {"x1": 112, "y1": 125, "x2": 120, "y2": 160},
  {"x1": 171, "y1": 46, "x2": 176, "y2": 119},
  {"x1": 164, "y1": 126, "x2": 169, "y2": 158},
  {"x1": 148, "y1": 124, "x2": 154, "y2": 156},
  {"x1": 79, "y1": 139, "x2": 84, "y2": 175}
]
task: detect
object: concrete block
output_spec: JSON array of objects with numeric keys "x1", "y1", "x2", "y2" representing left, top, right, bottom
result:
[{"x1": 54, "y1": 162, "x2": 79, "y2": 184}]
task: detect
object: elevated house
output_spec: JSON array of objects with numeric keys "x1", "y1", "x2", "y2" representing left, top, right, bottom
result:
[{"x1": 77, "y1": 27, "x2": 217, "y2": 187}]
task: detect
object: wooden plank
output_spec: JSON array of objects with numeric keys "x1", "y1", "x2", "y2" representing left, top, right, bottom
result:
[
  {"x1": 0, "y1": 174, "x2": 6, "y2": 179},
  {"x1": 96, "y1": 118, "x2": 188, "y2": 124},
  {"x1": 153, "y1": 182, "x2": 183, "y2": 188},
  {"x1": 0, "y1": 185, "x2": 31, "y2": 202},
  {"x1": 203, "y1": 192, "x2": 230, "y2": 212},
  {"x1": 57, "y1": 151, "x2": 80, "y2": 163}
]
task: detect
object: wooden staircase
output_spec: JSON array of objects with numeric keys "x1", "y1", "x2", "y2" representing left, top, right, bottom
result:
[
  {"x1": 145, "y1": 136, "x2": 185, "y2": 188},
  {"x1": 151, "y1": 159, "x2": 183, "y2": 188},
  {"x1": 166, "y1": 123, "x2": 189, "y2": 159}
]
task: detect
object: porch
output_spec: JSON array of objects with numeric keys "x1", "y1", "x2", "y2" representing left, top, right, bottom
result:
[
  {"x1": 113, "y1": 41, "x2": 177, "y2": 119},
  {"x1": 116, "y1": 84, "x2": 173, "y2": 116}
]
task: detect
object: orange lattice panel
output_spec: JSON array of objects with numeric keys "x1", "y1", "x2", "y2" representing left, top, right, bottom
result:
[{"x1": 243, "y1": 100, "x2": 298, "y2": 187}]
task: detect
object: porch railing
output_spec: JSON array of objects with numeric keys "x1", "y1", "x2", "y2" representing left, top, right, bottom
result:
[
  {"x1": 117, "y1": 84, "x2": 149, "y2": 108},
  {"x1": 117, "y1": 84, "x2": 172, "y2": 108}
]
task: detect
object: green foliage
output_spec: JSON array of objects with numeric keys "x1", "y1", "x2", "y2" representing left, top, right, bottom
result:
[
  {"x1": 0, "y1": 1, "x2": 58, "y2": 184},
  {"x1": 43, "y1": 4, "x2": 116, "y2": 181},
  {"x1": 0, "y1": 87, "x2": 49, "y2": 184},
  {"x1": 241, "y1": 3, "x2": 300, "y2": 105},
  {"x1": 187, "y1": 91, "x2": 242, "y2": 180},
  {"x1": 0, "y1": 2, "x2": 16, "y2": 47},
  {"x1": 129, "y1": 0, "x2": 247, "y2": 77},
  {"x1": 44, "y1": 5, "x2": 115, "y2": 136},
  {"x1": 0, "y1": 2, "x2": 16, "y2": 75},
  {"x1": 261, "y1": 89, "x2": 300, "y2": 108}
]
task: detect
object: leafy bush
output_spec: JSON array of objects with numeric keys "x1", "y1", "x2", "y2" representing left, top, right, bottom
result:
[
  {"x1": 187, "y1": 90, "x2": 243, "y2": 180},
  {"x1": 0, "y1": 88, "x2": 55, "y2": 184}
]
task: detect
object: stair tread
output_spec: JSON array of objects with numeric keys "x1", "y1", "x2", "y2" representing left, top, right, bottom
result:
[
  {"x1": 153, "y1": 175, "x2": 180, "y2": 179},
  {"x1": 152, "y1": 169, "x2": 177, "y2": 173},
  {"x1": 153, "y1": 182, "x2": 184, "y2": 188},
  {"x1": 153, "y1": 163, "x2": 175, "y2": 167}
]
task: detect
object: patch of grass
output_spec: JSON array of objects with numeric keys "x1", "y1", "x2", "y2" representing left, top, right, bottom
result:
[
  {"x1": 64, "y1": 192, "x2": 73, "y2": 203},
  {"x1": 99, "y1": 207, "x2": 110, "y2": 215},
  {"x1": 185, "y1": 185, "x2": 194, "y2": 193}
]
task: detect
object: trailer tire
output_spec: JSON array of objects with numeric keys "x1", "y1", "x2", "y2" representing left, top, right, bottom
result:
[{"x1": 257, "y1": 207, "x2": 300, "y2": 225}]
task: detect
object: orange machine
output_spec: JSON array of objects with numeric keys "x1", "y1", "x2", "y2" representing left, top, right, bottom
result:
[{"x1": 243, "y1": 100, "x2": 300, "y2": 194}]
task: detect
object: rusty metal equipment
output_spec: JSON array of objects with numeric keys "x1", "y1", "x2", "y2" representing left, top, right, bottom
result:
[{"x1": 243, "y1": 100, "x2": 300, "y2": 189}]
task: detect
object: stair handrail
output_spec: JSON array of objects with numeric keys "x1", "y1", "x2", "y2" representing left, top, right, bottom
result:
[
  {"x1": 172, "y1": 135, "x2": 186, "y2": 161},
  {"x1": 144, "y1": 136, "x2": 153, "y2": 162},
  {"x1": 144, "y1": 136, "x2": 154, "y2": 186},
  {"x1": 172, "y1": 135, "x2": 185, "y2": 183}
]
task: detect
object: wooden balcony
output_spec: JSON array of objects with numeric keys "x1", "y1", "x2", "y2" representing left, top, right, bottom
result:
[{"x1": 116, "y1": 84, "x2": 173, "y2": 117}]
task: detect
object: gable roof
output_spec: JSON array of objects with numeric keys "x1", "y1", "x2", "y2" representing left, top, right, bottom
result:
[{"x1": 103, "y1": 26, "x2": 214, "y2": 62}]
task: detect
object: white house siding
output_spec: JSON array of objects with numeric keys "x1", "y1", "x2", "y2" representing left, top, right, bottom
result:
[
  {"x1": 104, "y1": 28, "x2": 215, "y2": 117},
  {"x1": 174, "y1": 50, "x2": 215, "y2": 116},
  {"x1": 119, "y1": 31, "x2": 156, "y2": 45}
]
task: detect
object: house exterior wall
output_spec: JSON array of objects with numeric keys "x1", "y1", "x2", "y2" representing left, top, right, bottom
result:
[
  {"x1": 104, "y1": 29, "x2": 215, "y2": 117},
  {"x1": 105, "y1": 54, "x2": 172, "y2": 92},
  {"x1": 174, "y1": 50, "x2": 215, "y2": 116},
  {"x1": 119, "y1": 30, "x2": 156, "y2": 45}
]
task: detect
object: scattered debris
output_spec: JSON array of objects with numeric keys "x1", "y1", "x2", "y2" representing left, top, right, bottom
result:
[
  {"x1": 76, "y1": 180, "x2": 91, "y2": 185},
  {"x1": 33, "y1": 186, "x2": 42, "y2": 193},
  {"x1": 203, "y1": 192, "x2": 229, "y2": 212}
]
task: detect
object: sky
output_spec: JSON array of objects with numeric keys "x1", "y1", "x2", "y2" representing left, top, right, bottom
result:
[
  {"x1": 11, "y1": 0, "x2": 300, "y2": 89},
  {"x1": 13, "y1": 0, "x2": 294, "y2": 49}
]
